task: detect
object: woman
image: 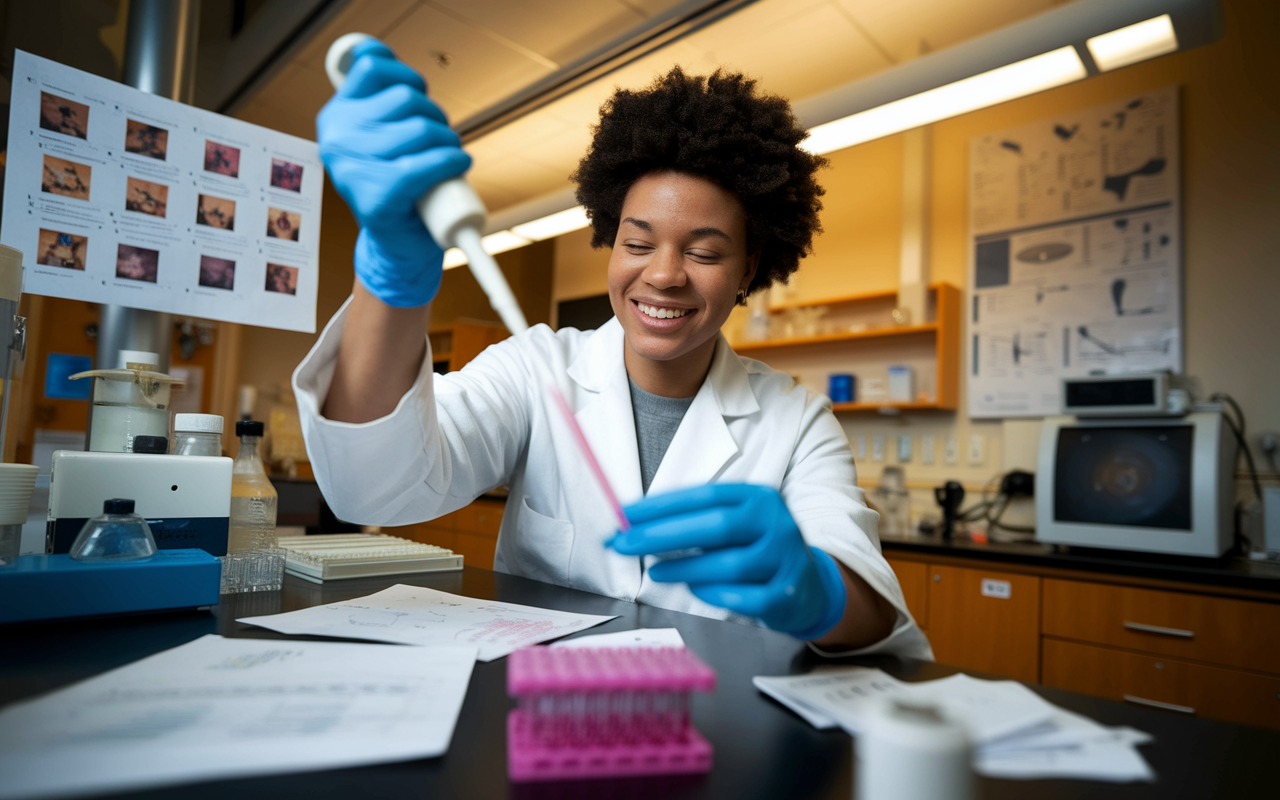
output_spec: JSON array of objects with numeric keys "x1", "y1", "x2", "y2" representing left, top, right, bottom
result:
[{"x1": 296, "y1": 39, "x2": 929, "y2": 658}]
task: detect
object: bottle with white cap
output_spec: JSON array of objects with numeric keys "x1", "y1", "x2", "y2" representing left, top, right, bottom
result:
[
  {"x1": 856, "y1": 699, "x2": 974, "y2": 800},
  {"x1": 172, "y1": 413, "x2": 224, "y2": 457}
]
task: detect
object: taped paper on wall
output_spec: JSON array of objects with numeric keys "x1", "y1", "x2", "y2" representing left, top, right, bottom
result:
[
  {"x1": 2, "y1": 50, "x2": 323, "y2": 333},
  {"x1": 967, "y1": 87, "x2": 1182, "y2": 417}
]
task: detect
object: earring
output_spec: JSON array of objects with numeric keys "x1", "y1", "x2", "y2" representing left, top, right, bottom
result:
[{"x1": 736, "y1": 289, "x2": 748, "y2": 306}]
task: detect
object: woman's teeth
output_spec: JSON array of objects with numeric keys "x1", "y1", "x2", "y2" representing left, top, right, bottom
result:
[{"x1": 638, "y1": 303, "x2": 691, "y2": 319}]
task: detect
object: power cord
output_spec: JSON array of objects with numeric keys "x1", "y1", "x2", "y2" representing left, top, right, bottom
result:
[
  {"x1": 1211, "y1": 393, "x2": 1262, "y2": 501},
  {"x1": 954, "y1": 470, "x2": 1036, "y2": 534}
]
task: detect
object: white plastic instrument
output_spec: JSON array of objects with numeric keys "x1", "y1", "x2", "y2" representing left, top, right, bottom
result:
[{"x1": 325, "y1": 32, "x2": 529, "y2": 334}]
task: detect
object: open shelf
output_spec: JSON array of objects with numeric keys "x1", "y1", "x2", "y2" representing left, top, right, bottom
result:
[
  {"x1": 735, "y1": 323, "x2": 938, "y2": 353},
  {"x1": 732, "y1": 283, "x2": 961, "y2": 412}
]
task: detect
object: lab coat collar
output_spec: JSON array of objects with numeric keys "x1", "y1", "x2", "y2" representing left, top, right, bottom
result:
[{"x1": 567, "y1": 317, "x2": 761, "y2": 419}]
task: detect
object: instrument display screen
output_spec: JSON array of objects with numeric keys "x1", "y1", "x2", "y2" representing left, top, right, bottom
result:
[{"x1": 1054, "y1": 425, "x2": 1193, "y2": 531}]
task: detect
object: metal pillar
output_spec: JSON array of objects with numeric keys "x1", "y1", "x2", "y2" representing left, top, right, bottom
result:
[{"x1": 97, "y1": 0, "x2": 201, "y2": 373}]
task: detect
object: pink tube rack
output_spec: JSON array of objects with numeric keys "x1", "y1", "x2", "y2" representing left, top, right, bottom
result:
[{"x1": 506, "y1": 645, "x2": 717, "y2": 782}]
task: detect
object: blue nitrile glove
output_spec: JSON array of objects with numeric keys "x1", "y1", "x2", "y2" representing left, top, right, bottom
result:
[
  {"x1": 608, "y1": 484, "x2": 848, "y2": 640},
  {"x1": 316, "y1": 39, "x2": 472, "y2": 307}
]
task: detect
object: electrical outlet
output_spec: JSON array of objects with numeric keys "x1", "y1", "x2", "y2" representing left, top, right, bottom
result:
[
  {"x1": 921, "y1": 434, "x2": 936, "y2": 465},
  {"x1": 872, "y1": 434, "x2": 885, "y2": 462},
  {"x1": 944, "y1": 435, "x2": 959, "y2": 465},
  {"x1": 856, "y1": 435, "x2": 866, "y2": 460},
  {"x1": 968, "y1": 433, "x2": 986, "y2": 465},
  {"x1": 897, "y1": 434, "x2": 912, "y2": 463}
]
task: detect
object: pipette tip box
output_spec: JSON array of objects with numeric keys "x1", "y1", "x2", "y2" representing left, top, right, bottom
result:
[
  {"x1": 506, "y1": 645, "x2": 716, "y2": 782},
  {"x1": 276, "y1": 534, "x2": 462, "y2": 582}
]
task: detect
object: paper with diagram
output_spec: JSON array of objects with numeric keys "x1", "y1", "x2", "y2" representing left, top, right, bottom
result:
[
  {"x1": 0, "y1": 634, "x2": 477, "y2": 800},
  {"x1": 239, "y1": 584, "x2": 618, "y2": 661},
  {"x1": 967, "y1": 86, "x2": 1181, "y2": 417},
  {"x1": 1, "y1": 50, "x2": 322, "y2": 333}
]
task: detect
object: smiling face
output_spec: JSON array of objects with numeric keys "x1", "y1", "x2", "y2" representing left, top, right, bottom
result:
[{"x1": 608, "y1": 171, "x2": 758, "y2": 396}]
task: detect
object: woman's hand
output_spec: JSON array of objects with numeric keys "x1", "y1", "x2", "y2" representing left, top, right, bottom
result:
[
  {"x1": 316, "y1": 39, "x2": 471, "y2": 308},
  {"x1": 608, "y1": 484, "x2": 848, "y2": 640}
]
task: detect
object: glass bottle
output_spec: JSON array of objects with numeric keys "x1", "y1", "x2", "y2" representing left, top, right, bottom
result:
[
  {"x1": 70, "y1": 498, "x2": 157, "y2": 561},
  {"x1": 172, "y1": 413, "x2": 224, "y2": 456},
  {"x1": 220, "y1": 420, "x2": 284, "y2": 593}
]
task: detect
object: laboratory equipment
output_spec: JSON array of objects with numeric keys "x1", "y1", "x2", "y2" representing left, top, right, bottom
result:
[
  {"x1": 888, "y1": 365, "x2": 915, "y2": 402},
  {"x1": 47, "y1": 451, "x2": 231, "y2": 555},
  {"x1": 69, "y1": 364, "x2": 184, "y2": 452},
  {"x1": 857, "y1": 699, "x2": 974, "y2": 800},
  {"x1": 172, "y1": 413, "x2": 224, "y2": 456},
  {"x1": 1059, "y1": 372, "x2": 1191, "y2": 417},
  {"x1": 506, "y1": 645, "x2": 716, "y2": 781},
  {"x1": 0, "y1": 245, "x2": 26, "y2": 460},
  {"x1": 871, "y1": 466, "x2": 911, "y2": 537},
  {"x1": 222, "y1": 420, "x2": 284, "y2": 593},
  {"x1": 69, "y1": 498, "x2": 157, "y2": 561},
  {"x1": 0, "y1": 549, "x2": 220, "y2": 624},
  {"x1": 324, "y1": 33, "x2": 529, "y2": 335},
  {"x1": 828, "y1": 374, "x2": 855, "y2": 404},
  {"x1": 0, "y1": 464, "x2": 39, "y2": 566},
  {"x1": 276, "y1": 533, "x2": 461, "y2": 582},
  {"x1": 935, "y1": 480, "x2": 966, "y2": 541},
  {"x1": 1036, "y1": 410, "x2": 1235, "y2": 557}
]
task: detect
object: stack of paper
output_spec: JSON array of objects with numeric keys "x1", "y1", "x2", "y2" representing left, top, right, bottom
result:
[
  {"x1": 754, "y1": 668, "x2": 1153, "y2": 782},
  {"x1": 0, "y1": 635, "x2": 477, "y2": 800},
  {"x1": 239, "y1": 584, "x2": 617, "y2": 661}
]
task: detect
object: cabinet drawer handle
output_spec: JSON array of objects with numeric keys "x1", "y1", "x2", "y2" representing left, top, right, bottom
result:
[
  {"x1": 1123, "y1": 621, "x2": 1194, "y2": 639},
  {"x1": 1123, "y1": 695, "x2": 1196, "y2": 715}
]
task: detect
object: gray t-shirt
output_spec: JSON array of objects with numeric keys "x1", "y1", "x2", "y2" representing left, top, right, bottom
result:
[{"x1": 628, "y1": 376, "x2": 695, "y2": 494}]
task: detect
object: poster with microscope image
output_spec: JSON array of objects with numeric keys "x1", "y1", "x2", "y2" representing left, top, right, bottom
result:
[
  {"x1": 1, "y1": 50, "x2": 323, "y2": 333},
  {"x1": 967, "y1": 86, "x2": 1181, "y2": 418}
]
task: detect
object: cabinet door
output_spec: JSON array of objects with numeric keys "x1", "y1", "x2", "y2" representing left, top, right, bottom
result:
[
  {"x1": 1043, "y1": 638, "x2": 1280, "y2": 731},
  {"x1": 927, "y1": 565, "x2": 1041, "y2": 683},
  {"x1": 886, "y1": 558, "x2": 929, "y2": 630}
]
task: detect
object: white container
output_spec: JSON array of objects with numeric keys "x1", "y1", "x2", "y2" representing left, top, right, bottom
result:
[
  {"x1": 888, "y1": 366, "x2": 916, "y2": 403},
  {"x1": 856, "y1": 699, "x2": 973, "y2": 800},
  {"x1": 0, "y1": 463, "x2": 39, "y2": 565}
]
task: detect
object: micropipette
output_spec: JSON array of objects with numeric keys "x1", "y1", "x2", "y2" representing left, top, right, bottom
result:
[
  {"x1": 548, "y1": 385, "x2": 630, "y2": 533},
  {"x1": 324, "y1": 33, "x2": 529, "y2": 335}
]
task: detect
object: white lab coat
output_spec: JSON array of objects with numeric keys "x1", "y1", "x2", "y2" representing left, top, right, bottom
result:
[{"x1": 293, "y1": 299, "x2": 932, "y2": 660}]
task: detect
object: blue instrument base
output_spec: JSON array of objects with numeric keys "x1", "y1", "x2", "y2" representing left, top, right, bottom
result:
[{"x1": 0, "y1": 549, "x2": 222, "y2": 624}]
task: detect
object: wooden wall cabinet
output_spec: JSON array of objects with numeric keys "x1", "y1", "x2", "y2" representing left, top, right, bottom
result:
[
  {"x1": 887, "y1": 558, "x2": 929, "y2": 631},
  {"x1": 389, "y1": 496, "x2": 504, "y2": 569}
]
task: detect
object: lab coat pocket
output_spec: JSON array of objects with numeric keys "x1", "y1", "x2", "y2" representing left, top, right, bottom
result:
[{"x1": 509, "y1": 496, "x2": 574, "y2": 585}]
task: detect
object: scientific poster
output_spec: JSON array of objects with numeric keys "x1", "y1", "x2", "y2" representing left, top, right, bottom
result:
[
  {"x1": 2, "y1": 50, "x2": 323, "y2": 333},
  {"x1": 966, "y1": 86, "x2": 1181, "y2": 418}
]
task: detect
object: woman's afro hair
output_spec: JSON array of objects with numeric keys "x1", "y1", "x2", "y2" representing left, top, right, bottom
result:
[{"x1": 571, "y1": 67, "x2": 827, "y2": 296}]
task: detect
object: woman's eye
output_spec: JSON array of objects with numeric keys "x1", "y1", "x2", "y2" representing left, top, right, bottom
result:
[
  {"x1": 686, "y1": 250, "x2": 720, "y2": 262},
  {"x1": 624, "y1": 243, "x2": 652, "y2": 254}
]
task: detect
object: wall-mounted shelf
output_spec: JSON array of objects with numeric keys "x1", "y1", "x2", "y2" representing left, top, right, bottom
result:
[{"x1": 733, "y1": 283, "x2": 961, "y2": 412}]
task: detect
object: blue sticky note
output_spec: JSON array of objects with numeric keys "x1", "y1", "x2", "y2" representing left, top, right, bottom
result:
[{"x1": 44, "y1": 354, "x2": 93, "y2": 400}]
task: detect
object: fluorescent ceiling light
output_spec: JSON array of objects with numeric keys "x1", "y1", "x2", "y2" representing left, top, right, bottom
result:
[
  {"x1": 1087, "y1": 14, "x2": 1178, "y2": 72},
  {"x1": 443, "y1": 248, "x2": 468, "y2": 270},
  {"x1": 511, "y1": 206, "x2": 591, "y2": 241},
  {"x1": 803, "y1": 46, "x2": 1086, "y2": 155}
]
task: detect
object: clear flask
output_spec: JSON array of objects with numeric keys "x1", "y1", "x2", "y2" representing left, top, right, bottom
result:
[
  {"x1": 70, "y1": 498, "x2": 157, "y2": 561},
  {"x1": 220, "y1": 420, "x2": 284, "y2": 593}
]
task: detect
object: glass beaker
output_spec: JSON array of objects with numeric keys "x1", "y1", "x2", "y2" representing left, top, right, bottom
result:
[{"x1": 69, "y1": 365, "x2": 184, "y2": 453}]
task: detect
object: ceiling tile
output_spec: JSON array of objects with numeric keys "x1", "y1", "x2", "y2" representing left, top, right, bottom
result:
[
  {"x1": 293, "y1": 0, "x2": 421, "y2": 69},
  {"x1": 427, "y1": 0, "x2": 647, "y2": 66},
  {"x1": 383, "y1": 4, "x2": 558, "y2": 119},
  {"x1": 833, "y1": 0, "x2": 1061, "y2": 62}
]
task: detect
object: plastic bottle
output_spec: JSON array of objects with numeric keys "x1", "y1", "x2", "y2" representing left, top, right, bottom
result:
[
  {"x1": 221, "y1": 420, "x2": 283, "y2": 593},
  {"x1": 172, "y1": 413, "x2": 224, "y2": 456}
]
